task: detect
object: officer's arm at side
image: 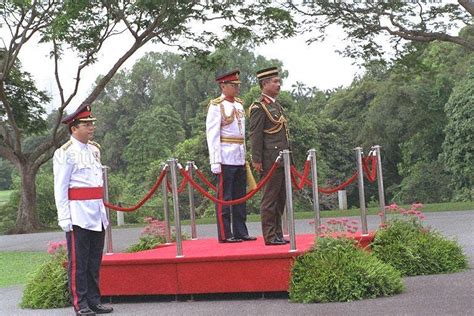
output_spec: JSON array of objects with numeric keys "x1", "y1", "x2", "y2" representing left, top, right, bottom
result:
[{"x1": 53, "y1": 149, "x2": 74, "y2": 224}]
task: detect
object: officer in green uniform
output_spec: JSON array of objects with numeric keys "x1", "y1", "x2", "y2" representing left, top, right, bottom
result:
[{"x1": 249, "y1": 67, "x2": 291, "y2": 246}]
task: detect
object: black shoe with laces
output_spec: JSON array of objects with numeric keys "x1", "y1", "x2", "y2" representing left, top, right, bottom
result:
[
  {"x1": 76, "y1": 307, "x2": 96, "y2": 315},
  {"x1": 90, "y1": 304, "x2": 113, "y2": 314}
]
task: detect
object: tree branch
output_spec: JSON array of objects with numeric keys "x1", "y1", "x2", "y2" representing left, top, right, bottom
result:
[
  {"x1": 459, "y1": 0, "x2": 474, "y2": 16},
  {"x1": 0, "y1": 82, "x2": 22, "y2": 154}
]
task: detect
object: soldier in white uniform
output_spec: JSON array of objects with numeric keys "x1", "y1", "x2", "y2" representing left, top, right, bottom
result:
[
  {"x1": 54, "y1": 105, "x2": 113, "y2": 315},
  {"x1": 206, "y1": 69, "x2": 256, "y2": 243}
]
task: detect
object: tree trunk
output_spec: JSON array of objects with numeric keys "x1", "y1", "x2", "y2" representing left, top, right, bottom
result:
[{"x1": 12, "y1": 163, "x2": 41, "y2": 233}]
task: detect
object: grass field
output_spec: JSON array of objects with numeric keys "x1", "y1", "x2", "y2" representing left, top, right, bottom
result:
[
  {"x1": 0, "y1": 190, "x2": 13, "y2": 205},
  {"x1": 122, "y1": 201, "x2": 474, "y2": 227},
  {"x1": 0, "y1": 251, "x2": 49, "y2": 288}
]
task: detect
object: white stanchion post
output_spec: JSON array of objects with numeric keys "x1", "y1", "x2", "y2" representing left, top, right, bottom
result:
[
  {"x1": 161, "y1": 164, "x2": 172, "y2": 244},
  {"x1": 117, "y1": 209, "x2": 124, "y2": 226},
  {"x1": 282, "y1": 150, "x2": 297, "y2": 252},
  {"x1": 308, "y1": 149, "x2": 321, "y2": 235},
  {"x1": 102, "y1": 166, "x2": 113, "y2": 254},
  {"x1": 168, "y1": 159, "x2": 184, "y2": 257},
  {"x1": 354, "y1": 147, "x2": 368, "y2": 234},
  {"x1": 372, "y1": 145, "x2": 386, "y2": 224},
  {"x1": 282, "y1": 206, "x2": 289, "y2": 237},
  {"x1": 187, "y1": 161, "x2": 197, "y2": 240}
]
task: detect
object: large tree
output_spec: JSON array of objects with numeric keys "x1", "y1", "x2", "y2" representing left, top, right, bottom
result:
[
  {"x1": 0, "y1": 0, "x2": 295, "y2": 233},
  {"x1": 288, "y1": 1, "x2": 473, "y2": 59}
]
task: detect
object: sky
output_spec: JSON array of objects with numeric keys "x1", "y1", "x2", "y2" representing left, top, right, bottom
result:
[{"x1": 11, "y1": 22, "x2": 363, "y2": 114}]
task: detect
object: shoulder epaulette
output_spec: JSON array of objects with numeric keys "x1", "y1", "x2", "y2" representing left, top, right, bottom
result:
[
  {"x1": 88, "y1": 140, "x2": 101, "y2": 150},
  {"x1": 235, "y1": 97, "x2": 244, "y2": 104},
  {"x1": 61, "y1": 140, "x2": 72, "y2": 151},
  {"x1": 209, "y1": 96, "x2": 225, "y2": 106},
  {"x1": 248, "y1": 102, "x2": 261, "y2": 115}
]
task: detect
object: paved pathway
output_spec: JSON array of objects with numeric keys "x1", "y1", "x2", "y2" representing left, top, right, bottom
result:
[{"x1": 1, "y1": 210, "x2": 473, "y2": 315}]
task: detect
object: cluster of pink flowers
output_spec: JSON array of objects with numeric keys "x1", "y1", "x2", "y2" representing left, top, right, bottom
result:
[
  {"x1": 381, "y1": 202, "x2": 426, "y2": 221},
  {"x1": 141, "y1": 217, "x2": 168, "y2": 238},
  {"x1": 315, "y1": 218, "x2": 359, "y2": 235},
  {"x1": 47, "y1": 240, "x2": 67, "y2": 255}
]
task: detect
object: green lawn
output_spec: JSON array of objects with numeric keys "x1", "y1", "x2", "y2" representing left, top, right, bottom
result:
[
  {"x1": 0, "y1": 190, "x2": 13, "y2": 205},
  {"x1": 118, "y1": 201, "x2": 474, "y2": 227},
  {"x1": 0, "y1": 252, "x2": 49, "y2": 288}
]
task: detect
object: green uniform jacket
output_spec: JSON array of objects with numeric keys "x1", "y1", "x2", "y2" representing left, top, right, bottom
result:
[{"x1": 249, "y1": 95, "x2": 291, "y2": 172}]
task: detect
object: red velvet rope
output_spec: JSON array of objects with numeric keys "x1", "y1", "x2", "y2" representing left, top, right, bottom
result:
[
  {"x1": 291, "y1": 160, "x2": 311, "y2": 190},
  {"x1": 179, "y1": 162, "x2": 280, "y2": 206},
  {"x1": 195, "y1": 168, "x2": 217, "y2": 192},
  {"x1": 290, "y1": 165, "x2": 358, "y2": 194},
  {"x1": 362, "y1": 154, "x2": 377, "y2": 183},
  {"x1": 166, "y1": 176, "x2": 188, "y2": 193},
  {"x1": 104, "y1": 169, "x2": 167, "y2": 212}
]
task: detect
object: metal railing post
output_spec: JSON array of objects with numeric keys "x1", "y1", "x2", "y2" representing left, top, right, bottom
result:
[
  {"x1": 161, "y1": 164, "x2": 172, "y2": 244},
  {"x1": 187, "y1": 161, "x2": 197, "y2": 239},
  {"x1": 354, "y1": 147, "x2": 368, "y2": 234},
  {"x1": 282, "y1": 206, "x2": 289, "y2": 236},
  {"x1": 282, "y1": 150, "x2": 297, "y2": 252},
  {"x1": 308, "y1": 149, "x2": 321, "y2": 235},
  {"x1": 102, "y1": 166, "x2": 113, "y2": 254},
  {"x1": 168, "y1": 159, "x2": 184, "y2": 257},
  {"x1": 372, "y1": 145, "x2": 386, "y2": 224}
]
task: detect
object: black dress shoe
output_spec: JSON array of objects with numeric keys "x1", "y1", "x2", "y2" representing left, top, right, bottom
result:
[
  {"x1": 220, "y1": 237, "x2": 242, "y2": 243},
  {"x1": 76, "y1": 307, "x2": 96, "y2": 315},
  {"x1": 237, "y1": 235, "x2": 257, "y2": 241},
  {"x1": 90, "y1": 304, "x2": 113, "y2": 314},
  {"x1": 265, "y1": 238, "x2": 286, "y2": 246},
  {"x1": 278, "y1": 237, "x2": 290, "y2": 244}
]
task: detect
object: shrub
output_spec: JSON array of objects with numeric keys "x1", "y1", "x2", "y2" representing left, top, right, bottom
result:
[
  {"x1": 21, "y1": 241, "x2": 70, "y2": 309},
  {"x1": 372, "y1": 203, "x2": 468, "y2": 276},
  {"x1": 126, "y1": 217, "x2": 188, "y2": 252},
  {"x1": 289, "y1": 237, "x2": 403, "y2": 303}
]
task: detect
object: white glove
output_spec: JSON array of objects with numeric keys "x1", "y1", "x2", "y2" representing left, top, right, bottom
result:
[
  {"x1": 211, "y1": 163, "x2": 222, "y2": 174},
  {"x1": 59, "y1": 219, "x2": 73, "y2": 232}
]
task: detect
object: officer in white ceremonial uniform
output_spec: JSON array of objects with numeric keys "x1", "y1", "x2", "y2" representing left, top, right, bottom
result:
[
  {"x1": 206, "y1": 69, "x2": 256, "y2": 243},
  {"x1": 54, "y1": 105, "x2": 113, "y2": 315}
]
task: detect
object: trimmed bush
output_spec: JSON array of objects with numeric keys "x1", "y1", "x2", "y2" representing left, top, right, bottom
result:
[
  {"x1": 126, "y1": 217, "x2": 189, "y2": 252},
  {"x1": 289, "y1": 237, "x2": 403, "y2": 303},
  {"x1": 21, "y1": 241, "x2": 69, "y2": 309},
  {"x1": 371, "y1": 218, "x2": 468, "y2": 276}
]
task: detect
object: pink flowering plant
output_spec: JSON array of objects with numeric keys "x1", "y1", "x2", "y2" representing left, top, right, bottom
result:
[
  {"x1": 21, "y1": 240, "x2": 69, "y2": 309},
  {"x1": 127, "y1": 217, "x2": 188, "y2": 252},
  {"x1": 372, "y1": 202, "x2": 468, "y2": 276},
  {"x1": 47, "y1": 240, "x2": 68, "y2": 259},
  {"x1": 310, "y1": 217, "x2": 360, "y2": 237},
  {"x1": 382, "y1": 202, "x2": 426, "y2": 223}
]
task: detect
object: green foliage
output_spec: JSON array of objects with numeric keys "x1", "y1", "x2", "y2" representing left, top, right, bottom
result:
[
  {"x1": 396, "y1": 160, "x2": 452, "y2": 204},
  {"x1": 289, "y1": 2, "x2": 472, "y2": 60},
  {"x1": 126, "y1": 217, "x2": 189, "y2": 252},
  {"x1": 126, "y1": 234, "x2": 163, "y2": 253},
  {"x1": 20, "y1": 248, "x2": 69, "y2": 309},
  {"x1": 35, "y1": 170, "x2": 57, "y2": 227},
  {"x1": 123, "y1": 104, "x2": 185, "y2": 183},
  {"x1": 0, "y1": 59, "x2": 49, "y2": 134},
  {"x1": 442, "y1": 69, "x2": 474, "y2": 201},
  {"x1": 372, "y1": 219, "x2": 468, "y2": 276},
  {"x1": 289, "y1": 237, "x2": 403, "y2": 303},
  {"x1": 0, "y1": 159, "x2": 14, "y2": 190}
]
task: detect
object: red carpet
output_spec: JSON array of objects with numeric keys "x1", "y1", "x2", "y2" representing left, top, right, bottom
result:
[{"x1": 100, "y1": 232, "x2": 375, "y2": 296}]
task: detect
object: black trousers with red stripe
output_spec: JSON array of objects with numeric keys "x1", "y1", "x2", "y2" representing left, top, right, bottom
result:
[
  {"x1": 66, "y1": 225, "x2": 105, "y2": 311},
  {"x1": 215, "y1": 164, "x2": 249, "y2": 240}
]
